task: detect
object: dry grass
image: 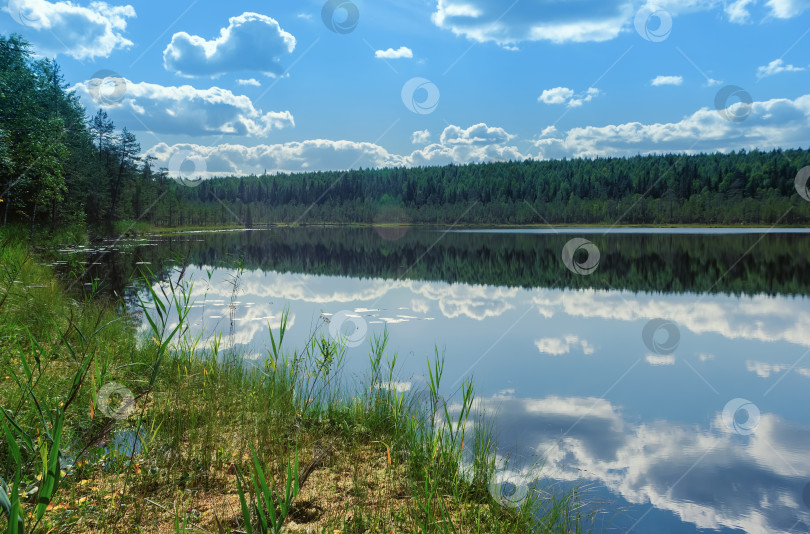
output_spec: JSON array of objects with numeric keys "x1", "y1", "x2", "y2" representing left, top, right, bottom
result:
[{"x1": 45, "y1": 441, "x2": 452, "y2": 533}]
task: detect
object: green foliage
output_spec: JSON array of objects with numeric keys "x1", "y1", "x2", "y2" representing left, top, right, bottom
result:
[
  {"x1": 235, "y1": 448, "x2": 300, "y2": 534},
  {"x1": 0, "y1": 238, "x2": 143, "y2": 532},
  {"x1": 0, "y1": 302, "x2": 97, "y2": 532},
  {"x1": 1, "y1": 417, "x2": 23, "y2": 533},
  {"x1": 0, "y1": 34, "x2": 165, "y2": 235},
  {"x1": 158, "y1": 148, "x2": 810, "y2": 226}
]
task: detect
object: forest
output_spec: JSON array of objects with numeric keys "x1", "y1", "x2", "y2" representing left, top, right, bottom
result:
[{"x1": 2, "y1": 33, "x2": 810, "y2": 234}]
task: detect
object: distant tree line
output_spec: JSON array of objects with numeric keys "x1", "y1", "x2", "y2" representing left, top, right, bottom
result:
[
  {"x1": 2, "y1": 33, "x2": 810, "y2": 233},
  {"x1": 180, "y1": 149, "x2": 810, "y2": 226}
]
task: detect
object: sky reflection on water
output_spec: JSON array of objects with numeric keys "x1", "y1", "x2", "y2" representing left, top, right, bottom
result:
[{"x1": 128, "y1": 228, "x2": 810, "y2": 533}]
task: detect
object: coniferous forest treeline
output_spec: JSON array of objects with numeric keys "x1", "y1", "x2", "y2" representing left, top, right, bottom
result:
[{"x1": 2, "y1": 33, "x2": 810, "y2": 235}]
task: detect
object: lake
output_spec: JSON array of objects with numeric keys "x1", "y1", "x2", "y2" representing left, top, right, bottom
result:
[{"x1": 63, "y1": 226, "x2": 810, "y2": 533}]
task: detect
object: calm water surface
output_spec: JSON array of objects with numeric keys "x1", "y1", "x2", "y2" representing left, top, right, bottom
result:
[{"x1": 66, "y1": 227, "x2": 810, "y2": 533}]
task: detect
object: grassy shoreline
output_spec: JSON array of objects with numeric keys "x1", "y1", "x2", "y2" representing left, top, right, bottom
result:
[{"x1": 0, "y1": 230, "x2": 589, "y2": 533}]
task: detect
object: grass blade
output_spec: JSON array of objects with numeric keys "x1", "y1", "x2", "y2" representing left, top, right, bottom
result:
[
  {"x1": 36, "y1": 414, "x2": 63, "y2": 520},
  {"x1": 252, "y1": 472, "x2": 270, "y2": 532},
  {"x1": 26, "y1": 328, "x2": 43, "y2": 373},
  {"x1": 252, "y1": 450, "x2": 276, "y2": 528},
  {"x1": 1, "y1": 417, "x2": 21, "y2": 469},
  {"x1": 234, "y1": 466, "x2": 253, "y2": 534},
  {"x1": 0, "y1": 483, "x2": 11, "y2": 524},
  {"x1": 8, "y1": 468, "x2": 21, "y2": 534},
  {"x1": 17, "y1": 345, "x2": 32, "y2": 383},
  {"x1": 1, "y1": 418, "x2": 24, "y2": 532},
  {"x1": 2, "y1": 405, "x2": 35, "y2": 452}
]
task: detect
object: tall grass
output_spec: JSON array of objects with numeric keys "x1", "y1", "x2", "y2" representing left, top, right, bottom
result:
[{"x1": 0, "y1": 234, "x2": 593, "y2": 533}]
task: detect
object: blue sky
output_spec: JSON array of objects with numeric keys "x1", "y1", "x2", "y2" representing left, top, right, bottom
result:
[{"x1": 2, "y1": 0, "x2": 809, "y2": 176}]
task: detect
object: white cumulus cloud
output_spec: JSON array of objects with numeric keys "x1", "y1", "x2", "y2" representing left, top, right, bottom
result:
[
  {"x1": 432, "y1": 0, "x2": 635, "y2": 45},
  {"x1": 410, "y1": 299, "x2": 430, "y2": 314},
  {"x1": 725, "y1": 0, "x2": 757, "y2": 22},
  {"x1": 645, "y1": 354, "x2": 676, "y2": 366},
  {"x1": 756, "y1": 58, "x2": 805, "y2": 79},
  {"x1": 539, "y1": 87, "x2": 600, "y2": 107},
  {"x1": 724, "y1": 0, "x2": 810, "y2": 20},
  {"x1": 412, "y1": 129, "x2": 431, "y2": 145},
  {"x1": 237, "y1": 78, "x2": 261, "y2": 86},
  {"x1": 766, "y1": 0, "x2": 810, "y2": 18},
  {"x1": 534, "y1": 93, "x2": 810, "y2": 159},
  {"x1": 651, "y1": 75, "x2": 683, "y2": 86},
  {"x1": 144, "y1": 140, "x2": 405, "y2": 177},
  {"x1": 142, "y1": 122, "x2": 527, "y2": 177},
  {"x1": 408, "y1": 123, "x2": 526, "y2": 166},
  {"x1": 535, "y1": 335, "x2": 596, "y2": 356},
  {"x1": 746, "y1": 360, "x2": 810, "y2": 379},
  {"x1": 440, "y1": 123, "x2": 514, "y2": 145},
  {"x1": 531, "y1": 289, "x2": 810, "y2": 348},
  {"x1": 72, "y1": 79, "x2": 294, "y2": 137},
  {"x1": 459, "y1": 391, "x2": 810, "y2": 534},
  {"x1": 3, "y1": 0, "x2": 135, "y2": 59},
  {"x1": 409, "y1": 282, "x2": 518, "y2": 321},
  {"x1": 375, "y1": 46, "x2": 413, "y2": 59},
  {"x1": 539, "y1": 86, "x2": 574, "y2": 105},
  {"x1": 432, "y1": 0, "x2": 810, "y2": 45},
  {"x1": 163, "y1": 12, "x2": 296, "y2": 77},
  {"x1": 746, "y1": 360, "x2": 790, "y2": 378}
]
